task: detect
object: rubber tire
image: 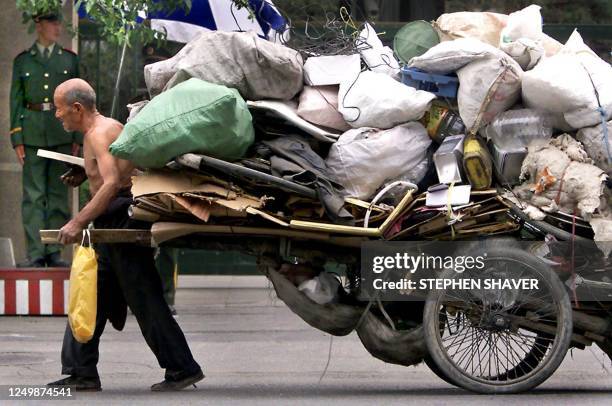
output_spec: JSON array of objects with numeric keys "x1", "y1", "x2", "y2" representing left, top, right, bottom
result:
[
  {"x1": 424, "y1": 354, "x2": 457, "y2": 386},
  {"x1": 423, "y1": 247, "x2": 573, "y2": 394}
]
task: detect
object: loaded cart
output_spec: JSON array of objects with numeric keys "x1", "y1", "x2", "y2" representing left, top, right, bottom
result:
[
  {"x1": 41, "y1": 150, "x2": 612, "y2": 395},
  {"x1": 41, "y1": 2, "x2": 612, "y2": 395}
]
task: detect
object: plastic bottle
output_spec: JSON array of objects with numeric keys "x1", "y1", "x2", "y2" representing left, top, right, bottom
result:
[{"x1": 481, "y1": 109, "x2": 553, "y2": 149}]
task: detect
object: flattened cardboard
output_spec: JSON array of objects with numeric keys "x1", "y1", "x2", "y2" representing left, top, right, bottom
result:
[{"x1": 132, "y1": 170, "x2": 239, "y2": 198}]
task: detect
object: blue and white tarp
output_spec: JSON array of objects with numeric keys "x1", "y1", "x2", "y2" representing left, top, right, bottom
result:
[
  {"x1": 78, "y1": 0, "x2": 287, "y2": 43},
  {"x1": 149, "y1": 0, "x2": 287, "y2": 43}
]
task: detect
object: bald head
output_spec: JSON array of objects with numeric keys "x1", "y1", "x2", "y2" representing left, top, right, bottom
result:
[
  {"x1": 54, "y1": 78, "x2": 98, "y2": 133},
  {"x1": 56, "y1": 78, "x2": 96, "y2": 111}
]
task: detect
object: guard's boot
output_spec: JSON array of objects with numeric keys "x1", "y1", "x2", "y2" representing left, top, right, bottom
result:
[
  {"x1": 17, "y1": 257, "x2": 46, "y2": 268},
  {"x1": 46, "y1": 252, "x2": 70, "y2": 268},
  {"x1": 151, "y1": 368, "x2": 204, "y2": 392},
  {"x1": 47, "y1": 376, "x2": 102, "y2": 392}
]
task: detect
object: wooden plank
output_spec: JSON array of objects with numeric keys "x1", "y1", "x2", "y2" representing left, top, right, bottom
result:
[
  {"x1": 40, "y1": 229, "x2": 152, "y2": 245},
  {"x1": 37, "y1": 149, "x2": 85, "y2": 167},
  {"x1": 149, "y1": 222, "x2": 365, "y2": 247},
  {"x1": 289, "y1": 220, "x2": 381, "y2": 237}
]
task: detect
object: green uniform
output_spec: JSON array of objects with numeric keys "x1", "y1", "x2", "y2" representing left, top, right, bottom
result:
[{"x1": 9, "y1": 42, "x2": 80, "y2": 260}]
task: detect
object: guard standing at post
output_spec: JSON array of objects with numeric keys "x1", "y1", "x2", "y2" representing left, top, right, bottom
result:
[{"x1": 9, "y1": 11, "x2": 80, "y2": 267}]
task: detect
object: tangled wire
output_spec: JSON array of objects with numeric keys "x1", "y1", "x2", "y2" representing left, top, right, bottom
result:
[{"x1": 274, "y1": 6, "x2": 374, "y2": 58}]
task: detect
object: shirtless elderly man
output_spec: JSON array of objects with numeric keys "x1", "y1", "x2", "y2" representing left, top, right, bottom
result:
[{"x1": 47, "y1": 78, "x2": 203, "y2": 391}]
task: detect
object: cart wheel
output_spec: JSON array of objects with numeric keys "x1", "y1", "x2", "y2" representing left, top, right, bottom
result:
[
  {"x1": 423, "y1": 247, "x2": 572, "y2": 394},
  {"x1": 424, "y1": 354, "x2": 455, "y2": 386}
]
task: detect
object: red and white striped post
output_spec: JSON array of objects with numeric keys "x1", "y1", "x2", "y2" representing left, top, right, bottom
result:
[{"x1": 0, "y1": 269, "x2": 70, "y2": 316}]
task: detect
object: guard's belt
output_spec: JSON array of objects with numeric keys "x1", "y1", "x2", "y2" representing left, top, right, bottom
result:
[{"x1": 27, "y1": 102, "x2": 55, "y2": 111}]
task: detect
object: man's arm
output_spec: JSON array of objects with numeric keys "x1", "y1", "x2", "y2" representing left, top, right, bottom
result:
[
  {"x1": 58, "y1": 129, "x2": 123, "y2": 244},
  {"x1": 9, "y1": 57, "x2": 25, "y2": 164}
]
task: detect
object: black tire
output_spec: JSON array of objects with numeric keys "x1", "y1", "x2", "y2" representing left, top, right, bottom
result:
[
  {"x1": 424, "y1": 354, "x2": 456, "y2": 386},
  {"x1": 423, "y1": 247, "x2": 572, "y2": 394}
]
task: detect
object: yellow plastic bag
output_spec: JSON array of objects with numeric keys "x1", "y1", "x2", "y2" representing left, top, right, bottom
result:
[{"x1": 68, "y1": 230, "x2": 97, "y2": 343}]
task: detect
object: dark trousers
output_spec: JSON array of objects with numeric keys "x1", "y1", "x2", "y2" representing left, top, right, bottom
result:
[
  {"x1": 60, "y1": 196, "x2": 200, "y2": 380},
  {"x1": 22, "y1": 144, "x2": 71, "y2": 259}
]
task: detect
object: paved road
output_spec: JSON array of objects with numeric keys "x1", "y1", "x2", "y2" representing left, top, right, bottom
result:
[{"x1": 0, "y1": 288, "x2": 611, "y2": 405}]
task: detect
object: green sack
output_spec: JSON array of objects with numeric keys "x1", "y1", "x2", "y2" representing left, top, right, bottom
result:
[
  {"x1": 110, "y1": 78, "x2": 254, "y2": 168},
  {"x1": 393, "y1": 20, "x2": 440, "y2": 64}
]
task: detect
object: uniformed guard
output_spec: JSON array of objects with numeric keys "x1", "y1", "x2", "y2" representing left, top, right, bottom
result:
[{"x1": 9, "y1": 11, "x2": 80, "y2": 267}]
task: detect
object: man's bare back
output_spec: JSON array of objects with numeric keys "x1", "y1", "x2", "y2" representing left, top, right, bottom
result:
[
  {"x1": 54, "y1": 78, "x2": 135, "y2": 244},
  {"x1": 83, "y1": 116, "x2": 133, "y2": 196}
]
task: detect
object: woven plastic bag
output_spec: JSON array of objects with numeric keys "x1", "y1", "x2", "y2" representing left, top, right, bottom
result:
[
  {"x1": 110, "y1": 78, "x2": 254, "y2": 168},
  {"x1": 68, "y1": 230, "x2": 97, "y2": 344}
]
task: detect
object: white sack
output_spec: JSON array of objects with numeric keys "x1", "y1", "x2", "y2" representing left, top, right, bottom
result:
[
  {"x1": 410, "y1": 39, "x2": 523, "y2": 131},
  {"x1": 434, "y1": 11, "x2": 508, "y2": 47},
  {"x1": 297, "y1": 86, "x2": 350, "y2": 132},
  {"x1": 144, "y1": 31, "x2": 303, "y2": 100},
  {"x1": 357, "y1": 23, "x2": 400, "y2": 78},
  {"x1": 500, "y1": 5, "x2": 543, "y2": 44},
  {"x1": 499, "y1": 4, "x2": 545, "y2": 69},
  {"x1": 361, "y1": 46, "x2": 401, "y2": 78},
  {"x1": 457, "y1": 57, "x2": 522, "y2": 130},
  {"x1": 540, "y1": 34, "x2": 563, "y2": 57},
  {"x1": 126, "y1": 100, "x2": 149, "y2": 122},
  {"x1": 500, "y1": 37, "x2": 544, "y2": 70},
  {"x1": 576, "y1": 121, "x2": 612, "y2": 175},
  {"x1": 338, "y1": 70, "x2": 435, "y2": 129},
  {"x1": 303, "y1": 54, "x2": 361, "y2": 86},
  {"x1": 408, "y1": 38, "x2": 499, "y2": 73},
  {"x1": 326, "y1": 122, "x2": 431, "y2": 200},
  {"x1": 522, "y1": 30, "x2": 612, "y2": 129}
]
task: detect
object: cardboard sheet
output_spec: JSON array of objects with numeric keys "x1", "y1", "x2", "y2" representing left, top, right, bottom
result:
[{"x1": 132, "y1": 170, "x2": 239, "y2": 198}]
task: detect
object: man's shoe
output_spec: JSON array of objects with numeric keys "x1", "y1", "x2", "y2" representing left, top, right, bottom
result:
[
  {"x1": 168, "y1": 304, "x2": 177, "y2": 317},
  {"x1": 47, "y1": 376, "x2": 102, "y2": 392},
  {"x1": 151, "y1": 369, "x2": 204, "y2": 392},
  {"x1": 17, "y1": 257, "x2": 46, "y2": 268},
  {"x1": 46, "y1": 252, "x2": 70, "y2": 268}
]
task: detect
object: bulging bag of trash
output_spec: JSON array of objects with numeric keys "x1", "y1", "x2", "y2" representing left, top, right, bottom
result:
[
  {"x1": 409, "y1": 38, "x2": 523, "y2": 131},
  {"x1": 576, "y1": 121, "x2": 612, "y2": 176},
  {"x1": 498, "y1": 4, "x2": 561, "y2": 60},
  {"x1": 110, "y1": 78, "x2": 254, "y2": 168},
  {"x1": 338, "y1": 70, "x2": 435, "y2": 129},
  {"x1": 326, "y1": 122, "x2": 431, "y2": 200},
  {"x1": 522, "y1": 30, "x2": 612, "y2": 129},
  {"x1": 144, "y1": 31, "x2": 303, "y2": 100},
  {"x1": 434, "y1": 11, "x2": 508, "y2": 47},
  {"x1": 435, "y1": 8, "x2": 561, "y2": 58},
  {"x1": 297, "y1": 86, "x2": 350, "y2": 132},
  {"x1": 359, "y1": 23, "x2": 401, "y2": 77},
  {"x1": 500, "y1": 4, "x2": 543, "y2": 45}
]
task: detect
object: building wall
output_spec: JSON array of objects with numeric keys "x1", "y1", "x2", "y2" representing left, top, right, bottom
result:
[{"x1": 0, "y1": 2, "x2": 74, "y2": 262}]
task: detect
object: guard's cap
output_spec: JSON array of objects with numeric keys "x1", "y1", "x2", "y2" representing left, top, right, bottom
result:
[{"x1": 33, "y1": 12, "x2": 62, "y2": 23}]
